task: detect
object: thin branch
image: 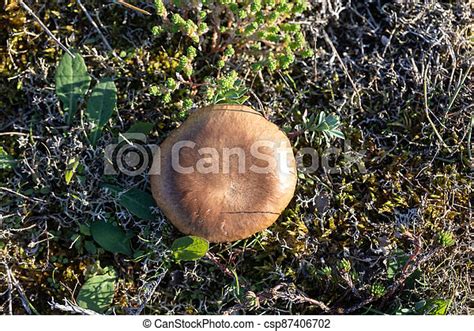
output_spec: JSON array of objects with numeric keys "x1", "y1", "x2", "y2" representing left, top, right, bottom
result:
[
  {"x1": 263, "y1": 283, "x2": 331, "y2": 313},
  {"x1": 5, "y1": 263, "x2": 38, "y2": 314},
  {"x1": 423, "y1": 64, "x2": 451, "y2": 151},
  {"x1": 76, "y1": 0, "x2": 118, "y2": 58},
  {"x1": 3, "y1": 262, "x2": 13, "y2": 315},
  {"x1": 18, "y1": 0, "x2": 75, "y2": 58},
  {"x1": 0, "y1": 132, "x2": 42, "y2": 139},
  {"x1": 290, "y1": 292, "x2": 332, "y2": 313},
  {"x1": 205, "y1": 252, "x2": 236, "y2": 280},
  {"x1": 447, "y1": 63, "x2": 472, "y2": 112},
  {"x1": 0, "y1": 187, "x2": 47, "y2": 203},
  {"x1": 115, "y1": 0, "x2": 152, "y2": 16},
  {"x1": 49, "y1": 298, "x2": 98, "y2": 315},
  {"x1": 322, "y1": 30, "x2": 364, "y2": 112},
  {"x1": 342, "y1": 231, "x2": 439, "y2": 314},
  {"x1": 467, "y1": 115, "x2": 473, "y2": 163}
]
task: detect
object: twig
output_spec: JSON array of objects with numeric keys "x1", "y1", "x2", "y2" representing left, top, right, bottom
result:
[
  {"x1": 0, "y1": 187, "x2": 46, "y2": 203},
  {"x1": 127, "y1": 276, "x2": 165, "y2": 315},
  {"x1": 339, "y1": 270, "x2": 362, "y2": 299},
  {"x1": 76, "y1": 0, "x2": 117, "y2": 57},
  {"x1": 447, "y1": 63, "x2": 472, "y2": 112},
  {"x1": 261, "y1": 283, "x2": 331, "y2": 313},
  {"x1": 342, "y1": 296, "x2": 375, "y2": 314},
  {"x1": 322, "y1": 30, "x2": 364, "y2": 112},
  {"x1": 0, "y1": 132, "x2": 42, "y2": 139},
  {"x1": 115, "y1": 0, "x2": 152, "y2": 16},
  {"x1": 49, "y1": 298, "x2": 98, "y2": 315},
  {"x1": 290, "y1": 292, "x2": 332, "y2": 312},
  {"x1": 205, "y1": 252, "x2": 235, "y2": 279},
  {"x1": 467, "y1": 115, "x2": 473, "y2": 165},
  {"x1": 342, "y1": 231, "x2": 437, "y2": 314},
  {"x1": 18, "y1": 0, "x2": 75, "y2": 58},
  {"x1": 423, "y1": 64, "x2": 451, "y2": 151},
  {"x1": 3, "y1": 262, "x2": 13, "y2": 315},
  {"x1": 5, "y1": 263, "x2": 38, "y2": 314}
]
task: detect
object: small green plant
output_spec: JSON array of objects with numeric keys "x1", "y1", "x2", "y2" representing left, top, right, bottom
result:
[
  {"x1": 76, "y1": 264, "x2": 116, "y2": 313},
  {"x1": 437, "y1": 231, "x2": 455, "y2": 247},
  {"x1": 153, "y1": 0, "x2": 312, "y2": 71},
  {"x1": 370, "y1": 282, "x2": 386, "y2": 298},
  {"x1": 303, "y1": 111, "x2": 345, "y2": 143},
  {"x1": 338, "y1": 258, "x2": 351, "y2": 273},
  {"x1": 391, "y1": 298, "x2": 451, "y2": 315},
  {"x1": 0, "y1": 146, "x2": 15, "y2": 170},
  {"x1": 55, "y1": 51, "x2": 91, "y2": 125},
  {"x1": 86, "y1": 78, "x2": 117, "y2": 145},
  {"x1": 319, "y1": 266, "x2": 332, "y2": 276},
  {"x1": 147, "y1": 0, "x2": 313, "y2": 111},
  {"x1": 64, "y1": 157, "x2": 80, "y2": 185},
  {"x1": 206, "y1": 70, "x2": 249, "y2": 104},
  {"x1": 171, "y1": 235, "x2": 209, "y2": 262},
  {"x1": 103, "y1": 184, "x2": 157, "y2": 221},
  {"x1": 90, "y1": 220, "x2": 133, "y2": 256},
  {"x1": 55, "y1": 52, "x2": 117, "y2": 145}
]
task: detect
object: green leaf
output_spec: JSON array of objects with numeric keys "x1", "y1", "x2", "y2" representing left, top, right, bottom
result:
[
  {"x1": 386, "y1": 250, "x2": 421, "y2": 288},
  {"x1": 102, "y1": 183, "x2": 122, "y2": 195},
  {"x1": 387, "y1": 250, "x2": 408, "y2": 280},
  {"x1": 171, "y1": 236, "x2": 209, "y2": 261},
  {"x1": 126, "y1": 121, "x2": 154, "y2": 135},
  {"x1": 118, "y1": 188, "x2": 156, "y2": 220},
  {"x1": 102, "y1": 184, "x2": 156, "y2": 220},
  {"x1": 55, "y1": 52, "x2": 91, "y2": 125},
  {"x1": 0, "y1": 146, "x2": 15, "y2": 170},
  {"x1": 86, "y1": 78, "x2": 117, "y2": 145},
  {"x1": 84, "y1": 240, "x2": 97, "y2": 255},
  {"x1": 79, "y1": 224, "x2": 91, "y2": 236},
  {"x1": 90, "y1": 220, "x2": 132, "y2": 256},
  {"x1": 324, "y1": 114, "x2": 340, "y2": 129},
  {"x1": 328, "y1": 129, "x2": 345, "y2": 139},
  {"x1": 65, "y1": 157, "x2": 80, "y2": 184},
  {"x1": 424, "y1": 299, "x2": 451, "y2": 315},
  {"x1": 76, "y1": 269, "x2": 116, "y2": 313},
  {"x1": 414, "y1": 298, "x2": 451, "y2": 315}
]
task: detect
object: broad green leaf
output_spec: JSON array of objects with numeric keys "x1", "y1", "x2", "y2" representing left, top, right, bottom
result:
[
  {"x1": 86, "y1": 78, "x2": 117, "y2": 145},
  {"x1": 387, "y1": 250, "x2": 420, "y2": 288},
  {"x1": 387, "y1": 250, "x2": 408, "y2": 280},
  {"x1": 0, "y1": 146, "x2": 15, "y2": 170},
  {"x1": 328, "y1": 129, "x2": 345, "y2": 139},
  {"x1": 126, "y1": 121, "x2": 154, "y2": 135},
  {"x1": 76, "y1": 268, "x2": 116, "y2": 313},
  {"x1": 414, "y1": 298, "x2": 451, "y2": 315},
  {"x1": 0, "y1": 240, "x2": 5, "y2": 250},
  {"x1": 424, "y1": 299, "x2": 451, "y2": 315},
  {"x1": 84, "y1": 240, "x2": 97, "y2": 255},
  {"x1": 65, "y1": 157, "x2": 80, "y2": 184},
  {"x1": 325, "y1": 114, "x2": 340, "y2": 128},
  {"x1": 171, "y1": 236, "x2": 209, "y2": 261},
  {"x1": 102, "y1": 183, "x2": 122, "y2": 195},
  {"x1": 55, "y1": 52, "x2": 91, "y2": 125},
  {"x1": 90, "y1": 220, "x2": 132, "y2": 256},
  {"x1": 118, "y1": 188, "x2": 156, "y2": 220},
  {"x1": 102, "y1": 184, "x2": 156, "y2": 220},
  {"x1": 79, "y1": 224, "x2": 91, "y2": 236}
]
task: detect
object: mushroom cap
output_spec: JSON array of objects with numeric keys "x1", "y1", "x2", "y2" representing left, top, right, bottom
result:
[{"x1": 150, "y1": 104, "x2": 297, "y2": 243}]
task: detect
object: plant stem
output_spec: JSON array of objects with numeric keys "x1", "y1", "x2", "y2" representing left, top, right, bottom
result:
[{"x1": 19, "y1": 0, "x2": 75, "y2": 58}]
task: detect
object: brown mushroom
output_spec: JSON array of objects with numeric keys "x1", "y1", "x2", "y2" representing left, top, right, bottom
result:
[{"x1": 150, "y1": 104, "x2": 297, "y2": 243}]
